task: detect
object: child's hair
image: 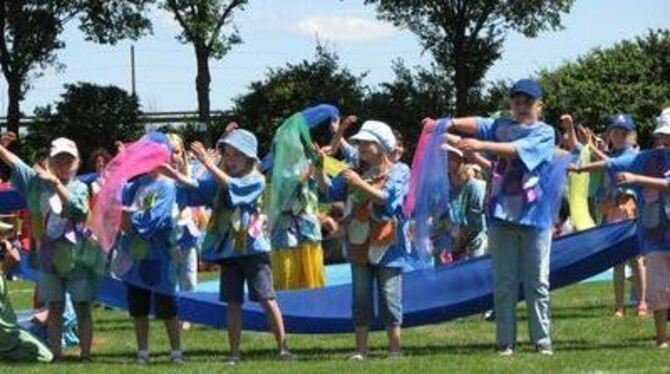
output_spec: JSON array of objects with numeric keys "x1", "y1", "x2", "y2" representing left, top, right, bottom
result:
[
  {"x1": 167, "y1": 133, "x2": 192, "y2": 180},
  {"x1": 88, "y1": 148, "x2": 112, "y2": 171}
]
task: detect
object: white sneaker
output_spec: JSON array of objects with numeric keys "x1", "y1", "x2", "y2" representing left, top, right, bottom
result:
[
  {"x1": 226, "y1": 355, "x2": 240, "y2": 365},
  {"x1": 656, "y1": 342, "x2": 668, "y2": 349},
  {"x1": 497, "y1": 347, "x2": 514, "y2": 357},
  {"x1": 136, "y1": 350, "x2": 150, "y2": 365},
  {"x1": 536, "y1": 345, "x2": 554, "y2": 356},
  {"x1": 170, "y1": 350, "x2": 184, "y2": 365},
  {"x1": 348, "y1": 353, "x2": 366, "y2": 361}
]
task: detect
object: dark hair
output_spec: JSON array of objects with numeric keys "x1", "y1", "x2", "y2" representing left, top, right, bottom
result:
[{"x1": 88, "y1": 148, "x2": 112, "y2": 170}]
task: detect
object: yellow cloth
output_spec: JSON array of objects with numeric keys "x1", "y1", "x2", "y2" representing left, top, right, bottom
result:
[
  {"x1": 272, "y1": 242, "x2": 325, "y2": 290},
  {"x1": 324, "y1": 156, "x2": 348, "y2": 177},
  {"x1": 568, "y1": 146, "x2": 596, "y2": 231}
]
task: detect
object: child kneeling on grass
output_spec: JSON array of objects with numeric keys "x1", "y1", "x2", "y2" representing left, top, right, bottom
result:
[
  {"x1": 316, "y1": 120, "x2": 410, "y2": 360},
  {"x1": 449, "y1": 79, "x2": 558, "y2": 356},
  {"x1": 185, "y1": 129, "x2": 291, "y2": 365}
]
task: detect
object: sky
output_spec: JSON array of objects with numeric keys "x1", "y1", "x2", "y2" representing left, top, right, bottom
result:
[{"x1": 1, "y1": 0, "x2": 668, "y2": 115}]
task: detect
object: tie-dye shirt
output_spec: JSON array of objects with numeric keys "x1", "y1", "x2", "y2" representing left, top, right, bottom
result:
[
  {"x1": 606, "y1": 149, "x2": 670, "y2": 254},
  {"x1": 475, "y1": 117, "x2": 556, "y2": 229}
]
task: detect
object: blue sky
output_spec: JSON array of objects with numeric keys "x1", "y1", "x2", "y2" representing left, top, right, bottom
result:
[{"x1": 2, "y1": 0, "x2": 668, "y2": 114}]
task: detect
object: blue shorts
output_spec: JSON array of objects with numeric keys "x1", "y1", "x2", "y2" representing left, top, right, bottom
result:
[
  {"x1": 351, "y1": 264, "x2": 403, "y2": 327},
  {"x1": 219, "y1": 254, "x2": 275, "y2": 304}
]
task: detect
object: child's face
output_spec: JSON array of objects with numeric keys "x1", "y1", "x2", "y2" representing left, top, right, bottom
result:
[
  {"x1": 223, "y1": 146, "x2": 251, "y2": 177},
  {"x1": 50, "y1": 154, "x2": 78, "y2": 181},
  {"x1": 357, "y1": 140, "x2": 383, "y2": 164},
  {"x1": 653, "y1": 134, "x2": 670, "y2": 149},
  {"x1": 608, "y1": 128, "x2": 628, "y2": 150},
  {"x1": 94, "y1": 155, "x2": 107, "y2": 173},
  {"x1": 510, "y1": 95, "x2": 542, "y2": 124},
  {"x1": 171, "y1": 144, "x2": 185, "y2": 170}
]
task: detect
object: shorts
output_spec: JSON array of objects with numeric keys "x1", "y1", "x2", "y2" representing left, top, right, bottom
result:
[
  {"x1": 220, "y1": 254, "x2": 275, "y2": 304},
  {"x1": 127, "y1": 284, "x2": 178, "y2": 319},
  {"x1": 176, "y1": 247, "x2": 198, "y2": 292},
  {"x1": 645, "y1": 252, "x2": 670, "y2": 311},
  {"x1": 39, "y1": 266, "x2": 97, "y2": 304},
  {"x1": 351, "y1": 264, "x2": 403, "y2": 327}
]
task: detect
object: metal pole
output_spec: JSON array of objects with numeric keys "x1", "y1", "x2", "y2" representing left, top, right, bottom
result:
[{"x1": 131, "y1": 45, "x2": 136, "y2": 96}]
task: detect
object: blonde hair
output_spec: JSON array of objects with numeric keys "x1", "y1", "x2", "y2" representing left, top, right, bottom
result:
[
  {"x1": 458, "y1": 163, "x2": 477, "y2": 183},
  {"x1": 166, "y1": 133, "x2": 191, "y2": 180}
]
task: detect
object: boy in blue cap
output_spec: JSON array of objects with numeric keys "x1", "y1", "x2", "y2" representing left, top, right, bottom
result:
[
  {"x1": 448, "y1": 79, "x2": 557, "y2": 356},
  {"x1": 571, "y1": 114, "x2": 647, "y2": 319}
]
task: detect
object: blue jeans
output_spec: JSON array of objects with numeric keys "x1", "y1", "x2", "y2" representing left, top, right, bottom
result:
[
  {"x1": 489, "y1": 221, "x2": 552, "y2": 348},
  {"x1": 351, "y1": 265, "x2": 402, "y2": 327}
]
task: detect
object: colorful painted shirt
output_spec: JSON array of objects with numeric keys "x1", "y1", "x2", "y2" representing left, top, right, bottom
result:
[
  {"x1": 186, "y1": 171, "x2": 270, "y2": 261},
  {"x1": 10, "y1": 160, "x2": 90, "y2": 275},
  {"x1": 270, "y1": 179, "x2": 322, "y2": 248},
  {"x1": 324, "y1": 163, "x2": 410, "y2": 268},
  {"x1": 475, "y1": 117, "x2": 556, "y2": 229},
  {"x1": 114, "y1": 175, "x2": 178, "y2": 293},
  {"x1": 606, "y1": 149, "x2": 670, "y2": 254}
]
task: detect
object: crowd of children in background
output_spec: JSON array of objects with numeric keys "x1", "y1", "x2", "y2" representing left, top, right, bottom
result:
[{"x1": 0, "y1": 78, "x2": 668, "y2": 364}]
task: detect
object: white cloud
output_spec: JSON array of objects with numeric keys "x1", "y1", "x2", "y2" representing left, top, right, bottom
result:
[{"x1": 294, "y1": 16, "x2": 397, "y2": 42}]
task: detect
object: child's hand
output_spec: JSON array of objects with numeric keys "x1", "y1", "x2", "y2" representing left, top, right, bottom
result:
[
  {"x1": 157, "y1": 163, "x2": 179, "y2": 180},
  {"x1": 224, "y1": 122, "x2": 239, "y2": 135},
  {"x1": 339, "y1": 115, "x2": 357, "y2": 133},
  {"x1": 421, "y1": 117, "x2": 435, "y2": 130},
  {"x1": 0, "y1": 132, "x2": 17, "y2": 147},
  {"x1": 33, "y1": 163, "x2": 59, "y2": 184},
  {"x1": 566, "y1": 163, "x2": 581, "y2": 173},
  {"x1": 313, "y1": 142, "x2": 326, "y2": 170},
  {"x1": 559, "y1": 114, "x2": 574, "y2": 129},
  {"x1": 456, "y1": 138, "x2": 483, "y2": 152},
  {"x1": 114, "y1": 140, "x2": 126, "y2": 154},
  {"x1": 190, "y1": 141, "x2": 213, "y2": 166},
  {"x1": 342, "y1": 169, "x2": 364, "y2": 188},
  {"x1": 616, "y1": 172, "x2": 638, "y2": 185}
]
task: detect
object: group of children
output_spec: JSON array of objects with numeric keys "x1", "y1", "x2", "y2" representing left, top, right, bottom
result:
[{"x1": 0, "y1": 78, "x2": 668, "y2": 365}]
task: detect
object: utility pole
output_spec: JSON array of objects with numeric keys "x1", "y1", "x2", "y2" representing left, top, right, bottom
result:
[{"x1": 130, "y1": 45, "x2": 136, "y2": 97}]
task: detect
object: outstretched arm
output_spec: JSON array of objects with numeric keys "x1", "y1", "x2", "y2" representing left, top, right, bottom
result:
[
  {"x1": 617, "y1": 172, "x2": 670, "y2": 191},
  {"x1": 190, "y1": 141, "x2": 230, "y2": 188},
  {"x1": 0, "y1": 132, "x2": 20, "y2": 167}
]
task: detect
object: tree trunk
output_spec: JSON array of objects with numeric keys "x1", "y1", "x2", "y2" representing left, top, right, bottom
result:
[
  {"x1": 195, "y1": 45, "x2": 211, "y2": 123},
  {"x1": 6, "y1": 75, "x2": 21, "y2": 136}
]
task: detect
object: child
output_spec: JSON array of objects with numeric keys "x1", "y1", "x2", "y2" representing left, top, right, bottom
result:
[
  {"x1": 316, "y1": 120, "x2": 410, "y2": 360},
  {"x1": 187, "y1": 129, "x2": 290, "y2": 364},
  {"x1": 115, "y1": 133, "x2": 182, "y2": 365},
  {"x1": 570, "y1": 114, "x2": 647, "y2": 318},
  {"x1": 0, "y1": 137, "x2": 96, "y2": 361},
  {"x1": 0, "y1": 239, "x2": 53, "y2": 363},
  {"x1": 449, "y1": 79, "x2": 557, "y2": 355},
  {"x1": 605, "y1": 110, "x2": 670, "y2": 347}
]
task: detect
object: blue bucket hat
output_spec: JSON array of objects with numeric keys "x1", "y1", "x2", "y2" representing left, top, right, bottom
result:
[
  {"x1": 606, "y1": 114, "x2": 635, "y2": 132},
  {"x1": 509, "y1": 79, "x2": 543, "y2": 100},
  {"x1": 218, "y1": 129, "x2": 259, "y2": 161}
]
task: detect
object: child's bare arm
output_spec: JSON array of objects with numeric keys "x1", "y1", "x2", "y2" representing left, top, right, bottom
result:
[{"x1": 616, "y1": 172, "x2": 670, "y2": 191}]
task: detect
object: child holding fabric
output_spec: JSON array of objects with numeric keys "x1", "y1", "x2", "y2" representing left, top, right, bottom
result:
[
  {"x1": 0, "y1": 136, "x2": 97, "y2": 361},
  {"x1": 449, "y1": 79, "x2": 558, "y2": 356},
  {"x1": 114, "y1": 133, "x2": 183, "y2": 365},
  {"x1": 316, "y1": 120, "x2": 410, "y2": 360},
  {"x1": 186, "y1": 129, "x2": 291, "y2": 364}
]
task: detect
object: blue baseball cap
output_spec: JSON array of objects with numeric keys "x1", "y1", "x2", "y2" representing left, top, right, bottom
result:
[
  {"x1": 509, "y1": 79, "x2": 543, "y2": 100},
  {"x1": 218, "y1": 129, "x2": 259, "y2": 161},
  {"x1": 606, "y1": 114, "x2": 635, "y2": 132}
]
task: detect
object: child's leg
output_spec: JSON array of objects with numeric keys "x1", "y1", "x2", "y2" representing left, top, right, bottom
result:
[
  {"x1": 127, "y1": 284, "x2": 151, "y2": 353},
  {"x1": 220, "y1": 259, "x2": 245, "y2": 357},
  {"x1": 630, "y1": 256, "x2": 648, "y2": 314},
  {"x1": 46, "y1": 301, "x2": 64, "y2": 358},
  {"x1": 613, "y1": 264, "x2": 626, "y2": 315},
  {"x1": 155, "y1": 293, "x2": 181, "y2": 351},
  {"x1": 227, "y1": 302, "x2": 242, "y2": 357},
  {"x1": 259, "y1": 299, "x2": 288, "y2": 352},
  {"x1": 489, "y1": 224, "x2": 521, "y2": 349},
  {"x1": 377, "y1": 266, "x2": 402, "y2": 354},
  {"x1": 350, "y1": 264, "x2": 374, "y2": 355},
  {"x1": 520, "y1": 227, "x2": 553, "y2": 349},
  {"x1": 73, "y1": 302, "x2": 93, "y2": 359},
  {"x1": 654, "y1": 310, "x2": 668, "y2": 345}
]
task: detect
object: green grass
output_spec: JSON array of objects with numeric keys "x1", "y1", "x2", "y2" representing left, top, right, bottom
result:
[{"x1": 3, "y1": 280, "x2": 669, "y2": 373}]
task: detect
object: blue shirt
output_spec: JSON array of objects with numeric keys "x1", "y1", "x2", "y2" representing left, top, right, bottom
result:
[
  {"x1": 186, "y1": 171, "x2": 270, "y2": 261},
  {"x1": 599, "y1": 147, "x2": 639, "y2": 204},
  {"x1": 324, "y1": 163, "x2": 410, "y2": 268},
  {"x1": 606, "y1": 149, "x2": 670, "y2": 254},
  {"x1": 475, "y1": 117, "x2": 556, "y2": 228}
]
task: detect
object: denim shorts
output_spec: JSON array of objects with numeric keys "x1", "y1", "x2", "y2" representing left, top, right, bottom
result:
[
  {"x1": 39, "y1": 266, "x2": 98, "y2": 304},
  {"x1": 351, "y1": 264, "x2": 402, "y2": 327},
  {"x1": 220, "y1": 254, "x2": 275, "y2": 304}
]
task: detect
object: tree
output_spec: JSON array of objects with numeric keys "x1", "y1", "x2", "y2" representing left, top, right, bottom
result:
[
  {"x1": 364, "y1": 0, "x2": 574, "y2": 115},
  {"x1": 232, "y1": 44, "x2": 368, "y2": 153},
  {"x1": 24, "y1": 83, "x2": 143, "y2": 170},
  {"x1": 0, "y1": 0, "x2": 154, "y2": 135},
  {"x1": 539, "y1": 29, "x2": 670, "y2": 147},
  {"x1": 162, "y1": 0, "x2": 247, "y2": 123}
]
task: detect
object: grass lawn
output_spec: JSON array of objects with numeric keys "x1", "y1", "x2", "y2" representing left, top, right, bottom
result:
[{"x1": 3, "y1": 279, "x2": 669, "y2": 373}]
